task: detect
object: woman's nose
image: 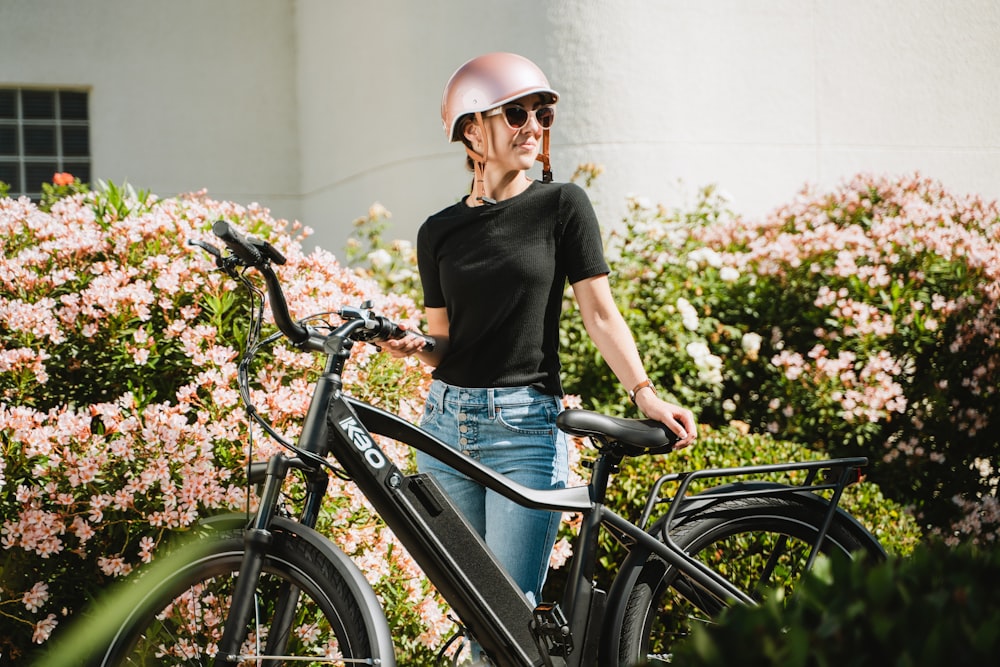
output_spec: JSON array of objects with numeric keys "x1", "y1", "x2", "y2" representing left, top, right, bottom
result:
[{"x1": 523, "y1": 113, "x2": 544, "y2": 134}]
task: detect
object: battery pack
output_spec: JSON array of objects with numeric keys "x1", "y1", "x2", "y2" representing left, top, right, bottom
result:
[{"x1": 400, "y1": 473, "x2": 552, "y2": 666}]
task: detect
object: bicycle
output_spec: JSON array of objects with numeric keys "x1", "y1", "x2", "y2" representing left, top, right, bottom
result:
[{"x1": 99, "y1": 220, "x2": 885, "y2": 667}]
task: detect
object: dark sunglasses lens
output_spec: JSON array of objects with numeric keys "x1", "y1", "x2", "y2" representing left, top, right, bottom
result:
[
  {"x1": 503, "y1": 106, "x2": 529, "y2": 128},
  {"x1": 536, "y1": 107, "x2": 555, "y2": 128}
]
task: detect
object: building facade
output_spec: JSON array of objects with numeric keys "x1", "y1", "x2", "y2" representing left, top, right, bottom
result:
[{"x1": 2, "y1": 0, "x2": 998, "y2": 255}]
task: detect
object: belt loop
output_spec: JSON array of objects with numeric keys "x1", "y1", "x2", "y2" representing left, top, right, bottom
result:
[{"x1": 488, "y1": 388, "x2": 496, "y2": 419}]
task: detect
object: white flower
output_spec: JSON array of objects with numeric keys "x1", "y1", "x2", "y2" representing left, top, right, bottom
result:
[
  {"x1": 367, "y1": 249, "x2": 392, "y2": 269},
  {"x1": 686, "y1": 340, "x2": 711, "y2": 363},
  {"x1": 741, "y1": 332, "x2": 763, "y2": 356},
  {"x1": 687, "y1": 247, "x2": 723, "y2": 268},
  {"x1": 686, "y1": 341, "x2": 724, "y2": 386},
  {"x1": 677, "y1": 297, "x2": 700, "y2": 331},
  {"x1": 719, "y1": 266, "x2": 740, "y2": 282}
]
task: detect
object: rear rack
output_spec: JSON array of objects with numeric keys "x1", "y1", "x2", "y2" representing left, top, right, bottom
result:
[{"x1": 640, "y1": 457, "x2": 869, "y2": 573}]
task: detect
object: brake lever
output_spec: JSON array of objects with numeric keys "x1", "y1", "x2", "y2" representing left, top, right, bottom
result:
[
  {"x1": 188, "y1": 239, "x2": 243, "y2": 276},
  {"x1": 246, "y1": 236, "x2": 287, "y2": 265},
  {"x1": 188, "y1": 238, "x2": 222, "y2": 259}
]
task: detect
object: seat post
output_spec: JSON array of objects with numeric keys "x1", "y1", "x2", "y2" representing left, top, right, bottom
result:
[{"x1": 586, "y1": 448, "x2": 622, "y2": 506}]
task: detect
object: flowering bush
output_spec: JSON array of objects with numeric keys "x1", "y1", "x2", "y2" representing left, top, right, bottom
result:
[
  {"x1": 344, "y1": 202, "x2": 422, "y2": 302},
  {"x1": 561, "y1": 173, "x2": 998, "y2": 542},
  {"x1": 9, "y1": 168, "x2": 986, "y2": 662},
  {"x1": 0, "y1": 181, "x2": 444, "y2": 662}
]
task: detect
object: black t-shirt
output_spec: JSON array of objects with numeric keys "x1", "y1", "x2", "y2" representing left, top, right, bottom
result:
[{"x1": 417, "y1": 180, "x2": 610, "y2": 395}]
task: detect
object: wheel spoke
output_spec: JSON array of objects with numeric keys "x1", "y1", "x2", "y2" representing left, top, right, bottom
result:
[{"x1": 102, "y1": 528, "x2": 380, "y2": 666}]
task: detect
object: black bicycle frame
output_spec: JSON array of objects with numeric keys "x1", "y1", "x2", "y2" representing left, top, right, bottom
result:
[{"x1": 219, "y1": 336, "x2": 872, "y2": 667}]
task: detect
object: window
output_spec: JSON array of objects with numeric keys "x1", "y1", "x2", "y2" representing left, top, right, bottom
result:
[{"x1": 0, "y1": 88, "x2": 91, "y2": 198}]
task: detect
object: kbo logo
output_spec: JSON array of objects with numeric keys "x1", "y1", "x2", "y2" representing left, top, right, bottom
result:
[{"x1": 338, "y1": 416, "x2": 387, "y2": 469}]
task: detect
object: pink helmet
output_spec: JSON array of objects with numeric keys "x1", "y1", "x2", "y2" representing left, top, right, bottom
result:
[{"x1": 441, "y1": 52, "x2": 559, "y2": 142}]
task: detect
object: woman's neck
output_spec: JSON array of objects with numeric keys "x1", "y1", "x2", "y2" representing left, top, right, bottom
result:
[{"x1": 468, "y1": 171, "x2": 531, "y2": 206}]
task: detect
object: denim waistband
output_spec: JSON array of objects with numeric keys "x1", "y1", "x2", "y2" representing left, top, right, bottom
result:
[{"x1": 428, "y1": 379, "x2": 554, "y2": 408}]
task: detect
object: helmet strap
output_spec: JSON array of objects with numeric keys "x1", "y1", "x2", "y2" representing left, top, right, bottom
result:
[
  {"x1": 536, "y1": 129, "x2": 553, "y2": 183},
  {"x1": 466, "y1": 111, "x2": 496, "y2": 204}
]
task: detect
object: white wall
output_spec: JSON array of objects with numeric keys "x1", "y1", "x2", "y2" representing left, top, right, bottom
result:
[
  {"x1": 547, "y1": 0, "x2": 1000, "y2": 226},
  {"x1": 0, "y1": 0, "x2": 301, "y2": 223},
  {"x1": 300, "y1": 0, "x2": 1000, "y2": 255},
  {"x1": 3, "y1": 0, "x2": 998, "y2": 259}
]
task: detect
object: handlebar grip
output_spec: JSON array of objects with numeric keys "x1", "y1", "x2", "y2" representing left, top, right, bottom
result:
[
  {"x1": 373, "y1": 315, "x2": 435, "y2": 352},
  {"x1": 414, "y1": 333, "x2": 436, "y2": 353},
  {"x1": 213, "y1": 220, "x2": 263, "y2": 266}
]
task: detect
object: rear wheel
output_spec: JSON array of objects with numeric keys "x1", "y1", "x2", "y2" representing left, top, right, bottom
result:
[
  {"x1": 615, "y1": 495, "x2": 883, "y2": 666},
  {"x1": 102, "y1": 526, "x2": 382, "y2": 666}
]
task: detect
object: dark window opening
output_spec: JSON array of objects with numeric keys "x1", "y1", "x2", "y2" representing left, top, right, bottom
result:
[{"x1": 0, "y1": 88, "x2": 91, "y2": 199}]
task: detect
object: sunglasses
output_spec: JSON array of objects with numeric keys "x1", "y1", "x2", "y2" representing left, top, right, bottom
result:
[{"x1": 485, "y1": 104, "x2": 556, "y2": 130}]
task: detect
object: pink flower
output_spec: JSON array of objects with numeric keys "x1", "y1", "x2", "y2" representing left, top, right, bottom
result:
[
  {"x1": 138, "y1": 535, "x2": 156, "y2": 563},
  {"x1": 22, "y1": 582, "x2": 49, "y2": 612},
  {"x1": 32, "y1": 614, "x2": 58, "y2": 644},
  {"x1": 70, "y1": 516, "x2": 95, "y2": 543},
  {"x1": 97, "y1": 555, "x2": 132, "y2": 577}
]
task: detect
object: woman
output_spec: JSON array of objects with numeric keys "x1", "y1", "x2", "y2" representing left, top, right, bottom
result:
[{"x1": 384, "y1": 52, "x2": 696, "y2": 608}]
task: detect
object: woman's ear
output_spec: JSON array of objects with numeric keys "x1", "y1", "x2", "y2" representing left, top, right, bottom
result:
[{"x1": 462, "y1": 118, "x2": 482, "y2": 148}]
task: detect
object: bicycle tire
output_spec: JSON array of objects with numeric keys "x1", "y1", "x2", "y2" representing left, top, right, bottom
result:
[
  {"x1": 100, "y1": 524, "x2": 385, "y2": 666},
  {"x1": 611, "y1": 493, "x2": 884, "y2": 666}
]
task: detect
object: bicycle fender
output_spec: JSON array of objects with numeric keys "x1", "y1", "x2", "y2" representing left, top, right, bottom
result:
[
  {"x1": 199, "y1": 513, "x2": 397, "y2": 665},
  {"x1": 665, "y1": 481, "x2": 886, "y2": 557}
]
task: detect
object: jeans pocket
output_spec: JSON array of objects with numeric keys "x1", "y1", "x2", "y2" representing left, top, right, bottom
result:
[
  {"x1": 419, "y1": 397, "x2": 441, "y2": 429},
  {"x1": 495, "y1": 401, "x2": 555, "y2": 435}
]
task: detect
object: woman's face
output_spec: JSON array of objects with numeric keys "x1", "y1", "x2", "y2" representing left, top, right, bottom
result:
[{"x1": 471, "y1": 94, "x2": 552, "y2": 175}]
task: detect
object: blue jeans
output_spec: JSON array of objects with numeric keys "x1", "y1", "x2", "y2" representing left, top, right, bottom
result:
[{"x1": 416, "y1": 380, "x2": 568, "y2": 603}]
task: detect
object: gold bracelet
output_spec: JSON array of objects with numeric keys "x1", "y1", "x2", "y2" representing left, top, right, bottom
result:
[{"x1": 628, "y1": 379, "x2": 656, "y2": 404}]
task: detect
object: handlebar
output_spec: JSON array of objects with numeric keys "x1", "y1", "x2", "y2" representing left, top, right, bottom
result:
[
  {"x1": 204, "y1": 220, "x2": 435, "y2": 353},
  {"x1": 212, "y1": 219, "x2": 289, "y2": 266}
]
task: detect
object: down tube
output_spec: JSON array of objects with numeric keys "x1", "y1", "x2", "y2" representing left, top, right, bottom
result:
[{"x1": 326, "y1": 397, "x2": 550, "y2": 666}]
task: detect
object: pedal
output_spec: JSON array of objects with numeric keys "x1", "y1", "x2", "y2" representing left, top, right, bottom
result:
[{"x1": 531, "y1": 602, "x2": 573, "y2": 658}]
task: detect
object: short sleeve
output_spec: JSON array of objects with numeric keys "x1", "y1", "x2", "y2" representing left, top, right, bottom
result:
[
  {"x1": 417, "y1": 222, "x2": 445, "y2": 309},
  {"x1": 558, "y1": 183, "x2": 610, "y2": 284}
]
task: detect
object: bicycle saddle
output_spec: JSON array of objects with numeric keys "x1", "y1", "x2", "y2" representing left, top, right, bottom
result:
[{"x1": 556, "y1": 409, "x2": 679, "y2": 456}]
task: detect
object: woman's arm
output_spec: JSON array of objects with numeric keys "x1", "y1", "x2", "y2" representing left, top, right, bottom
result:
[{"x1": 572, "y1": 274, "x2": 696, "y2": 448}]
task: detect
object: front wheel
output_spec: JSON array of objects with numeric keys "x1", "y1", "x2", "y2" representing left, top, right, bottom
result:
[
  {"x1": 101, "y1": 523, "x2": 389, "y2": 666},
  {"x1": 612, "y1": 493, "x2": 884, "y2": 666}
]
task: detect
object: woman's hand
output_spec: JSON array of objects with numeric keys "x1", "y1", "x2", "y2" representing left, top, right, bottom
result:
[
  {"x1": 380, "y1": 332, "x2": 428, "y2": 359},
  {"x1": 634, "y1": 390, "x2": 697, "y2": 450},
  {"x1": 378, "y1": 310, "x2": 448, "y2": 368}
]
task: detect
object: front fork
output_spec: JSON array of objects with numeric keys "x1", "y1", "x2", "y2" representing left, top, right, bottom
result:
[{"x1": 216, "y1": 453, "x2": 329, "y2": 664}]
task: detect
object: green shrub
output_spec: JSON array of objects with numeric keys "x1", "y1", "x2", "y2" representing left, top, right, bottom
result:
[{"x1": 671, "y1": 541, "x2": 1000, "y2": 666}]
